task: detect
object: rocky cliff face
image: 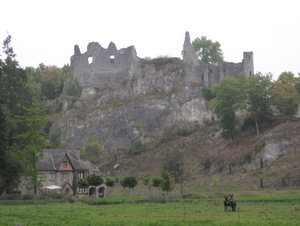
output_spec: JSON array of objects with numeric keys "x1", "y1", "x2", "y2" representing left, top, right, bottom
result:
[{"x1": 52, "y1": 32, "x2": 250, "y2": 165}]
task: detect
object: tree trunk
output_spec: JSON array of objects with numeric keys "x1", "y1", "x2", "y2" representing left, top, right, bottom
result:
[{"x1": 255, "y1": 119, "x2": 260, "y2": 136}]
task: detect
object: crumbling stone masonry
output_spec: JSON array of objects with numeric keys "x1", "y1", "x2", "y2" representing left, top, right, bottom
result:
[{"x1": 182, "y1": 31, "x2": 254, "y2": 87}]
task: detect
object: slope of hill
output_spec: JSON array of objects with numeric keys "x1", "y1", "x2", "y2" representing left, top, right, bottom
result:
[{"x1": 101, "y1": 118, "x2": 300, "y2": 191}]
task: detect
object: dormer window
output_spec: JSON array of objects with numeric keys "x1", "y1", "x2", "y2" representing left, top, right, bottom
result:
[{"x1": 63, "y1": 161, "x2": 67, "y2": 168}]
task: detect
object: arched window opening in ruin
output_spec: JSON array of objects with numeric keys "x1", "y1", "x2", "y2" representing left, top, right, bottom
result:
[
  {"x1": 110, "y1": 55, "x2": 115, "y2": 63},
  {"x1": 88, "y1": 56, "x2": 93, "y2": 65},
  {"x1": 249, "y1": 71, "x2": 252, "y2": 75}
]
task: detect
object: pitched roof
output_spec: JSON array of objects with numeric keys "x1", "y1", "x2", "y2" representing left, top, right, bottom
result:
[{"x1": 38, "y1": 149, "x2": 103, "y2": 176}]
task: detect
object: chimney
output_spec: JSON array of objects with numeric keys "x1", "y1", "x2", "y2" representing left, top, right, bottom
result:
[{"x1": 75, "y1": 148, "x2": 80, "y2": 159}]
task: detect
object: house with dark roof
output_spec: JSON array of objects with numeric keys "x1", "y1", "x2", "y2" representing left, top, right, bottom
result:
[{"x1": 19, "y1": 148, "x2": 106, "y2": 197}]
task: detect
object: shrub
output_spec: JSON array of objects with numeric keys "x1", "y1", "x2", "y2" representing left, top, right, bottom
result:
[
  {"x1": 177, "y1": 126, "x2": 197, "y2": 136},
  {"x1": 120, "y1": 176, "x2": 138, "y2": 189},
  {"x1": 202, "y1": 87, "x2": 215, "y2": 101},
  {"x1": 23, "y1": 194, "x2": 34, "y2": 200},
  {"x1": 138, "y1": 120, "x2": 148, "y2": 131},
  {"x1": 243, "y1": 152, "x2": 252, "y2": 163},
  {"x1": 254, "y1": 138, "x2": 266, "y2": 153},
  {"x1": 50, "y1": 128, "x2": 61, "y2": 148},
  {"x1": 129, "y1": 139, "x2": 147, "y2": 155},
  {"x1": 82, "y1": 137, "x2": 103, "y2": 159},
  {"x1": 105, "y1": 178, "x2": 115, "y2": 187},
  {"x1": 202, "y1": 158, "x2": 211, "y2": 170},
  {"x1": 0, "y1": 194, "x2": 21, "y2": 200},
  {"x1": 66, "y1": 80, "x2": 82, "y2": 98}
]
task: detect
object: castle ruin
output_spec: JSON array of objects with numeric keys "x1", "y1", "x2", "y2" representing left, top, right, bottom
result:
[
  {"x1": 59, "y1": 31, "x2": 254, "y2": 153},
  {"x1": 182, "y1": 32, "x2": 254, "y2": 87},
  {"x1": 69, "y1": 31, "x2": 254, "y2": 92}
]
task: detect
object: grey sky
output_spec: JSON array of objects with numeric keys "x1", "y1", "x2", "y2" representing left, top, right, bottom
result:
[{"x1": 1, "y1": 0, "x2": 299, "y2": 79}]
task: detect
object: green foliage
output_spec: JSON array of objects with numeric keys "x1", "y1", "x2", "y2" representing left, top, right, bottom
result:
[
  {"x1": 152, "y1": 177, "x2": 163, "y2": 188},
  {"x1": 129, "y1": 139, "x2": 147, "y2": 155},
  {"x1": 25, "y1": 64, "x2": 69, "y2": 102},
  {"x1": 40, "y1": 65, "x2": 69, "y2": 101},
  {"x1": 143, "y1": 177, "x2": 151, "y2": 186},
  {"x1": 15, "y1": 103, "x2": 48, "y2": 194},
  {"x1": 77, "y1": 178, "x2": 89, "y2": 189},
  {"x1": 130, "y1": 74, "x2": 137, "y2": 88},
  {"x1": 202, "y1": 158, "x2": 211, "y2": 170},
  {"x1": 177, "y1": 126, "x2": 197, "y2": 136},
  {"x1": 120, "y1": 176, "x2": 138, "y2": 189},
  {"x1": 192, "y1": 36, "x2": 224, "y2": 64},
  {"x1": 243, "y1": 152, "x2": 252, "y2": 163},
  {"x1": 82, "y1": 137, "x2": 103, "y2": 159},
  {"x1": 254, "y1": 138, "x2": 266, "y2": 153},
  {"x1": 105, "y1": 178, "x2": 115, "y2": 187},
  {"x1": 66, "y1": 80, "x2": 82, "y2": 98},
  {"x1": 271, "y1": 81, "x2": 299, "y2": 116},
  {"x1": 49, "y1": 128, "x2": 61, "y2": 148},
  {"x1": 201, "y1": 87, "x2": 215, "y2": 101},
  {"x1": 278, "y1": 71, "x2": 295, "y2": 84},
  {"x1": 245, "y1": 73, "x2": 273, "y2": 135},
  {"x1": 159, "y1": 126, "x2": 176, "y2": 143},
  {"x1": 86, "y1": 174, "x2": 103, "y2": 187},
  {"x1": 161, "y1": 170, "x2": 173, "y2": 192},
  {"x1": 161, "y1": 149, "x2": 184, "y2": 183},
  {"x1": 212, "y1": 75, "x2": 246, "y2": 141},
  {"x1": 137, "y1": 120, "x2": 148, "y2": 131},
  {"x1": 94, "y1": 86, "x2": 101, "y2": 93}
]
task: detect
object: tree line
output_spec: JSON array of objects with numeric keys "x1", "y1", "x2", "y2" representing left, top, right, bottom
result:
[
  {"x1": 206, "y1": 72, "x2": 300, "y2": 142},
  {"x1": 0, "y1": 35, "x2": 69, "y2": 194}
]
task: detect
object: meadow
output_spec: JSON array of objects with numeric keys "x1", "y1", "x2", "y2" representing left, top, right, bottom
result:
[{"x1": 0, "y1": 189, "x2": 299, "y2": 225}]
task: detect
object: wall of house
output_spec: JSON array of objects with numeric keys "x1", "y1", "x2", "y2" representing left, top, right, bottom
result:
[{"x1": 58, "y1": 161, "x2": 73, "y2": 171}]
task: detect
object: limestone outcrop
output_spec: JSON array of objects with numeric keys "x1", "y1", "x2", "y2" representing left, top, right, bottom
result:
[{"x1": 52, "y1": 32, "x2": 253, "y2": 165}]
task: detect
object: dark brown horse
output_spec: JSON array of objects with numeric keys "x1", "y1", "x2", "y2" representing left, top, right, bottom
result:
[
  {"x1": 229, "y1": 194, "x2": 237, "y2": 211},
  {"x1": 224, "y1": 195, "x2": 230, "y2": 211}
]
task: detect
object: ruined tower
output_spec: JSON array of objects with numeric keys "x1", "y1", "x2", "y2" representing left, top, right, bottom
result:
[
  {"x1": 182, "y1": 31, "x2": 254, "y2": 87},
  {"x1": 243, "y1": 52, "x2": 254, "y2": 77}
]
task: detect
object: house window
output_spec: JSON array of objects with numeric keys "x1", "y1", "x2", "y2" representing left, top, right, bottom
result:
[
  {"x1": 39, "y1": 173, "x2": 46, "y2": 178},
  {"x1": 61, "y1": 172, "x2": 69, "y2": 181},
  {"x1": 78, "y1": 188, "x2": 86, "y2": 194},
  {"x1": 63, "y1": 161, "x2": 67, "y2": 168},
  {"x1": 50, "y1": 172, "x2": 55, "y2": 180},
  {"x1": 78, "y1": 172, "x2": 84, "y2": 179}
]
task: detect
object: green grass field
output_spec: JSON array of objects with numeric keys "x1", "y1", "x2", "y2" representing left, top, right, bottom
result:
[{"x1": 0, "y1": 190, "x2": 299, "y2": 225}]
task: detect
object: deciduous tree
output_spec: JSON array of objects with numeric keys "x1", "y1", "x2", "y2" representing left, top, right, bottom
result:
[
  {"x1": 16, "y1": 103, "x2": 48, "y2": 194},
  {"x1": 192, "y1": 36, "x2": 223, "y2": 65},
  {"x1": 271, "y1": 82, "x2": 299, "y2": 116},
  {"x1": 212, "y1": 75, "x2": 246, "y2": 141},
  {"x1": 86, "y1": 173, "x2": 103, "y2": 187},
  {"x1": 245, "y1": 73, "x2": 273, "y2": 135}
]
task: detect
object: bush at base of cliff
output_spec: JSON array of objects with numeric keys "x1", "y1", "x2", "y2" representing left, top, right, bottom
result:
[
  {"x1": 82, "y1": 137, "x2": 104, "y2": 159},
  {"x1": 129, "y1": 139, "x2": 147, "y2": 155}
]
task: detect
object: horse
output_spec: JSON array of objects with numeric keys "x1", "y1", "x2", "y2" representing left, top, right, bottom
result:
[
  {"x1": 224, "y1": 195, "x2": 230, "y2": 211},
  {"x1": 229, "y1": 194, "x2": 237, "y2": 211}
]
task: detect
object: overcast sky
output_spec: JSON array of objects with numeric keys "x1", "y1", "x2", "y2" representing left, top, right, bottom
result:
[{"x1": 1, "y1": 0, "x2": 299, "y2": 79}]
